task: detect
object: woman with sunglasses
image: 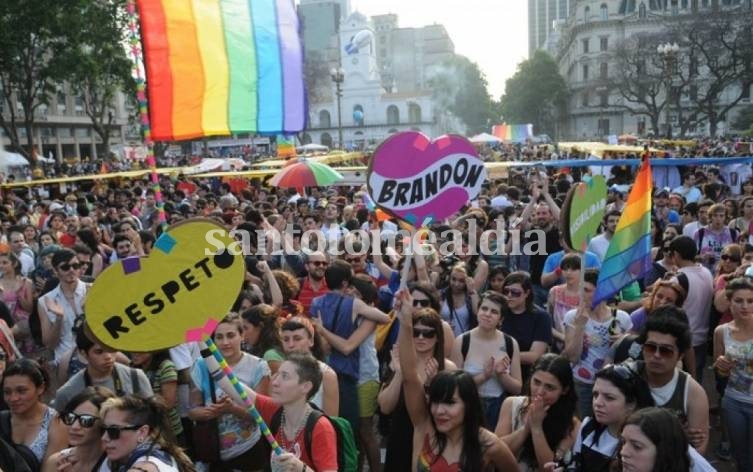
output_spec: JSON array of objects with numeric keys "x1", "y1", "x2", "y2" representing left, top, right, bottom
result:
[
  {"x1": 563, "y1": 269, "x2": 632, "y2": 418},
  {"x1": 713, "y1": 277, "x2": 753, "y2": 471},
  {"x1": 452, "y1": 290, "x2": 522, "y2": 430},
  {"x1": 43, "y1": 386, "x2": 114, "y2": 472},
  {"x1": 501, "y1": 272, "x2": 552, "y2": 380},
  {"x1": 628, "y1": 279, "x2": 686, "y2": 335},
  {"x1": 393, "y1": 289, "x2": 517, "y2": 471},
  {"x1": 1, "y1": 359, "x2": 68, "y2": 468},
  {"x1": 496, "y1": 354, "x2": 579, "y2": 472},
  {"x1": 560, "y1": 363, "x2": 653, "y2": 472},
  {"x1": 100, "y1": 394, "x2": 195, "y2": 472},
  {"x1": 378, "y1": 286, "x2": 457, "y2": 471}
]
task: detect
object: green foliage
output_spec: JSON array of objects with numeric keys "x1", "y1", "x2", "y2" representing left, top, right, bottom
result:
[
  {"x1": 0, "y1": 0, "x2": 134, "y2": 160},
  {"x1": 0, "y1": 0, "x2": 77, "y2": 159},
  {"x1": 60, "y1": 0, "x2": 136, "y2": 156},
  {"x1": 499, "y1": 50, "x2": 568, "y2": 137},
  {"x1": 428, "y1": 55, "x2": 499, "y2": 135}
]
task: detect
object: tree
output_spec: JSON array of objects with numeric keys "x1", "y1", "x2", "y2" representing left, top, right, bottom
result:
[
  {"x1": 499, "y1": 50, "x2": 568, "y2": 138},
  {"x1": 60, "y1": 0, "x2": 135, "y2": 158},
  {"x1": 0, "y1": 0, "x2": 75, "y2": 163},
  {"x1": 672, "y1": 10, "x2": 753, "y2": 137},
  {"x1": 427, "y1": 55, "x2": 499, "y2": 135},
  {"x1": 611, "y1": 9, "x2": 753, "y2": 138},
  {"x1": 611, "y1": 32, "x2": 683, "y2": 137}
]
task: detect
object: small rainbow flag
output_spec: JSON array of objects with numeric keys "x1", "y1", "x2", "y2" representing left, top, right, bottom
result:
[
  {"x1": 591, "y1": 153, "x2": 653, "y2": 307},
  {"x1": 276, "y1": 135, "x2": 297, "y2": 159},
  {"x1": 492, "y1": 123, "x2": 533, "y2": 143},
  {"x1": 137, "y1": 0, "x2": 306, "y2": 141}
]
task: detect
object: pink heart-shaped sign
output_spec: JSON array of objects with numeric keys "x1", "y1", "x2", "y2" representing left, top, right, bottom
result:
[{"x1": 367, "y1": 132, "x2": 487, "y2": 226}]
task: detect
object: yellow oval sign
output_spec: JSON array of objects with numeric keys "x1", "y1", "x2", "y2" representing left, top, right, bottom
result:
[{"x1": 85, "y1": 220, "x2": 244, "y2": 351}]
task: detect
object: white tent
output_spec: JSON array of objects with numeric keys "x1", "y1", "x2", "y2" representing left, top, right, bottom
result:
[
  {"x1": 469, "y1": 133, "x2": 501, "y2": 144},
  {"x1": 0, "y1": 151, "x2": 30, "y2": 167},
  {"x1": 296, "y1": 143, "x2": 329, "y2": 153}
]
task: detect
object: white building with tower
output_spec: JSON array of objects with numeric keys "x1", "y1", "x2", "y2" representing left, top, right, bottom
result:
[{"x1": 303, "y1": 12, "x2": 456, "y2": 149}]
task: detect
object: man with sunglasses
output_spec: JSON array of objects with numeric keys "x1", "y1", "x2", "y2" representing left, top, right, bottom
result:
[
  {"x1": 296, "y1": 251, "x2": 329, "y2": 316},
  {"x1": 635, "y1": 305, "x2": 710, "y2": 454},
  {"x1": 38, "y1": 249, "x2": 91, "y2": 378}
]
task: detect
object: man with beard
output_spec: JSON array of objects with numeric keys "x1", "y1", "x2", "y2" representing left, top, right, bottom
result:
[
  {"x1": 296, "y1": 251, "x2": 329, "y2": 315},
  {"x1": 515, "y1": 183, "x2": 561, "y2": 306},
  {"x1": 588, "y1": 210, "x2": 621, "y2": 262}
]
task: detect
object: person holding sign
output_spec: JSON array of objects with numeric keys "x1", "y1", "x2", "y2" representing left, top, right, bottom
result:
[{"x1": 394, "y1": 289, "x2": 518, "y2": 471}]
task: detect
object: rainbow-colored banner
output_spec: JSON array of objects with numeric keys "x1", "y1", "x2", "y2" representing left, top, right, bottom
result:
[
  {"x1": 276, "y1": 135, "x2": 297, "y2": 159},
  {"x1": 591, "y1": 153, "x2": 653, "y2": 307},
  {"x1": 492, "y1": 123, "x2": 533, "y2": 143},
  {"x1": 137, "y1": 0, "x2": 306, "y2": 141}
]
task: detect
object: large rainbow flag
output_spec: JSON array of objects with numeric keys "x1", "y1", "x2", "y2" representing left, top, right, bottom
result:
[
  {"x1": 492, "y1": 123, "x2": 533, "y2": 143},
  {"x1": 591, "y1": 153, "x2": 653, "y2": 307},
  {"x1": 137, "y1": 0, "x2": 306, "y2": 141}
]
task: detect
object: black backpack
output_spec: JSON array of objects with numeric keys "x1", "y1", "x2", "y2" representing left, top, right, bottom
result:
[{"x1": 0, "y1": 411, "x2": 41, "y2": 472}]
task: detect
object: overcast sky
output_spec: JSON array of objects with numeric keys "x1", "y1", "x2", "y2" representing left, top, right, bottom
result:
[{"x1": 352, "y1": 0, "x2": 529, "y2": 100}]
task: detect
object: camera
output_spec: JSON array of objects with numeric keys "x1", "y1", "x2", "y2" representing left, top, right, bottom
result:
[{"x1": 439, "y1": 254, "x2": 460, "y2": 270}]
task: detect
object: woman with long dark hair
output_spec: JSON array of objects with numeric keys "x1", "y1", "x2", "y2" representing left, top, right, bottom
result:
[
  {"x1": 395, "y1": 289, "x2": 517, "y2": 471},
  {"x1": 618, "y1": 407, "x2": 714, "y2": 472},
  {"x1": 241, "y1": 304, "x2": 284, "y2": 375},
  {"x1": 130, "y1": 349, "x2": 184, "y2": 445},
  {"x1": 43, "y1": 386, "x2": 114, "y2": 472},
  {"x1": 496, "y1": 354, "x2": 578, "y2": 471}
]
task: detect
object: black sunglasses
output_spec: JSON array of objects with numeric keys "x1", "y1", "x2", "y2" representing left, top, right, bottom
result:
[
  {"x1": 642, "y1": 341, "x2": 677, "y2": 358},
  {"x1": 502, "y1": 288, "x2": 524, "y2": 297},
  {"x1": 103, "y1": 424, "x2": 142, "y2": 440},
  {"x1": 721, "y1": 254, "x2": 741, "y2": 262},
  {"x1": 62, "y1": 412, "x2": 99, "y2": 428},
  {"x1": 413, "y1": 299, "x2": 431, "y2": 308},
  {"x1": 413, "y1": 328, "x2": 437, "y2": 339},
  {"x1": 58, "y1": 262, "x2": 81, "y2": 271}
]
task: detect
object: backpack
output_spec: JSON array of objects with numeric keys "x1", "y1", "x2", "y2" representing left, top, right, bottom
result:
[
  {"x1": 271, "y1": 404, "x2": 358, "y2": 472},
  {"x1": 696, "y1": 227, "x2": 738, "y2": 251},
  {"x1": 0, "y1": 411, "x2": 41, "y2": 472}
]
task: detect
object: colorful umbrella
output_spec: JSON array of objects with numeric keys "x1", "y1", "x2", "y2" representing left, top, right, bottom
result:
[{"x1": 270, "y1": 158, "x2": 343, "y2": 188}]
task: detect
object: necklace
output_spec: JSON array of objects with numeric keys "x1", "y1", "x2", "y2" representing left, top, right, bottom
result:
[{"x1": 279, "y1": 405, "x2": 312, "y2": 452}]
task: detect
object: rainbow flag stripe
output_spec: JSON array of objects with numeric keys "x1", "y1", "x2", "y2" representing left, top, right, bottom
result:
[
  {"x1": 592, "y1": 154, "x2": 653, "y2": 307},
  {"x1": 492, "y1": 123, "x2": 533, "y2": 143},
  {"x1": 276, "y1": 135, "x2": 296, "y2": 158},
  {"x1": 137, "y1": 0, "x2": 305, "y2": 141}
]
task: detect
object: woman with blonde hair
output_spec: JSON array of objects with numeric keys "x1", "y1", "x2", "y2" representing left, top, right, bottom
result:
[
  {"x1": 100, "y1": 394, "x2": 195, "y2": 471},
  {"x1": 629, "y1": 278, "x2": 687, "y2": 335}
]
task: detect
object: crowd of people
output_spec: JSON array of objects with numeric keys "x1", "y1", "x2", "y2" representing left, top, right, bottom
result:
[{"x1": 0, "y1": 141, "x2": 749, "y2": 471}]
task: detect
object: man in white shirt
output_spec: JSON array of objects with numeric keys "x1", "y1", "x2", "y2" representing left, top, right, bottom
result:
[
  {"x1": 588, "y1": 211, "x2": 621, "y2": 262},
  {"x1": 37, "y1": 249, "x2": 91, "y2": 384},
  {"x1": 683, "y1": 200, "x2": 711, "y2": 238}
]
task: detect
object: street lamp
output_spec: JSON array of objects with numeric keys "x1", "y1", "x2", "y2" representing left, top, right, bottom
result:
[
  {"x1": 330, "y1": 67, "x2": 345, "y2": 150},
  {"x1": 657, "y1": 42, "x2": 680, "y2": 139}
]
